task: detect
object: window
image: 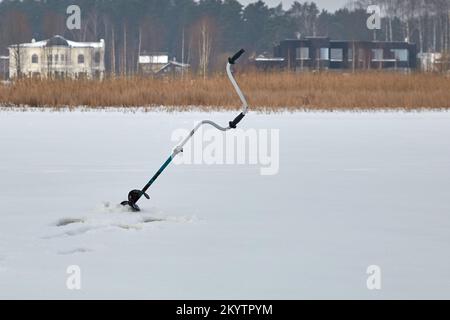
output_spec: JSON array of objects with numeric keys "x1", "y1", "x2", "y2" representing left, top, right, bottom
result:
[
  {"x1": 330, "y1": 48, "x2": 343, "y2": 62},
  {"x1": 348, "y1": 48, "x2": 353, "y2": 61},
  {"x1": 391, "y1": 49, "x2": 408, "y2": 62},
  {"x1": 54, "y1": 54, "x2": 58, "y2": 63},
  {"x1": 78, "y1": 54, "x2": 85, "y2": 64},
  {"x1": 61, "y1": 54, "x2": 65, "y2": 62},
  {"x1": 296, "y1": 47, "x2": 309, "y2": 60},
  {"x1": 31, "y1": 54, "x2": 38, "y2": 64},
  {"x1": 47, "y1": 55, "x2": 52, "y2": 64},
  {"x1": 149, "y1": 55, "x2": 168, "y2": 64},
  {"x1": 319, "y1": 48, "x2": 329, "y2": 60},
  {"x1": 372, "y1": 49, "x2": 384, "y2": 61},
  {"x1": 94, "y1": 52, "x2": 101, "y2": 64}
]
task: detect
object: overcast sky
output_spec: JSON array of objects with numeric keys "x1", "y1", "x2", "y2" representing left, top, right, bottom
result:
[{"x1": 238, "y1": 0, "x2": 349, "y2": 12}]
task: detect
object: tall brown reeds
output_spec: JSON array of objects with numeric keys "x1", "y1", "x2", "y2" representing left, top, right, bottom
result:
[{"x1": 1, "y1": 71, "x2": 450, "y2": 110}]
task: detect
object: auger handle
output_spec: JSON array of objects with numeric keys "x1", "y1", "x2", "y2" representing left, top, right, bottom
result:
[
  {"x1": 229, "y1": 112, "x2": 245, "y2": 129},
  {"x1": 228, "y1": 49, "x2": 245, "y2": 65}
]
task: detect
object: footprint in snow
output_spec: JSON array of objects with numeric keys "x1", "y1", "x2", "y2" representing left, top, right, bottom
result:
[
  {"x1": 43, "y1": 225, "x2": 101, "y2": 239},
  {"x1": 54, "y1": 218, "x2": 85, "y2": 227},
  {"x1": 58, "y1": 248, "x2": 93, "y2": 255}
]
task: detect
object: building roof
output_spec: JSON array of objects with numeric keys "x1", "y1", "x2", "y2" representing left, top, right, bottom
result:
[
  {"x1": 255, "y1": 57, "x2": 285, "y2": 62},
  {"x1": 279, "y1": 37, "x2": 415, "y2": 45},
  {"x1": 168, "y1": 60, "x2": 190, "y2": 68},
  {"x1": 46, "y1": 35, "x2": 69, "y2": 47},
  {"x1": 154, "y1": 60, "x2": 190, "y2": 75},
  {"x1": 9, "y1": 35, "x2": 104, "y2": 49}
]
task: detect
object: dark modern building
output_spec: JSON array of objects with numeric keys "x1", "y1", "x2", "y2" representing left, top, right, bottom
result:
[{"x1": 255, "y1": 37, "x2": 417, "y2": 71}]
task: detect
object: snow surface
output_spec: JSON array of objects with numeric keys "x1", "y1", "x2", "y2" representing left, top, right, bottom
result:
[{"x1": 0, "y1": 110, "x2": 449, "y2": 299}]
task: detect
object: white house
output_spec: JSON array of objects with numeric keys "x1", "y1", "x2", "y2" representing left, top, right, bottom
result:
[
  {"x1": 8, "y1": 35, "x2": 105, "y2": 79},
  {"x1": 417, "y1": 52, "x2": 448, "y2": 72},
  {"x1": 138, "y1": 52, "x2": 190, "y2": 76}
]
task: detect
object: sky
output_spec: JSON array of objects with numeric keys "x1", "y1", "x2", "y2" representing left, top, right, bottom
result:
[{"x1": 238, "y1": 0, "x2": 350, "y2": 12}]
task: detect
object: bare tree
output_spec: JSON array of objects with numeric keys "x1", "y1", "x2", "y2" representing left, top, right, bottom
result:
[
  {"x1": 9, "y1": 44, "x2": 27, "y2": 79},
  {"x1": 137, "y1": 27, "x2": 142, "y2": 74},
  {"x1": 122, "y1": 22, "x2": 127, "y2": 75},
  {"x1": 1, "y1": 10, "x2": 31, "y2": 79},
  {"x1": 194, "y1": 17, "x2": 215, "y2": 79},
  {"x1": 383, "y1": 0, "x2": 399, "y2": 41}
]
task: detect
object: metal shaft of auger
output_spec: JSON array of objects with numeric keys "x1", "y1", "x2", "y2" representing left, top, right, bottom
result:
[{"x1": 123, "y1": 49, "x2": 248, "y2": 211}]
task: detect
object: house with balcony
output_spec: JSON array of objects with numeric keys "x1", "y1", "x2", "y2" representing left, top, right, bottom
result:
[{"x1": 8, "y1": 35, "x2": 105, "y2": 79}]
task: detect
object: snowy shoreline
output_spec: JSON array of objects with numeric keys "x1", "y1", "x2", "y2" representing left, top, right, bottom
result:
[{"x1": 1, "y1": 105, "x2": 450, "y2": 114}]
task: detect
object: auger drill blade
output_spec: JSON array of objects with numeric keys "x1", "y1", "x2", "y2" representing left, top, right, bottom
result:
[{"x1": 121, "y1": 190, "x2": 149, "y2": 212}]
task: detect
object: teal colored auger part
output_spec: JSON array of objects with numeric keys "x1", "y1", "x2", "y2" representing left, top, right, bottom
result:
[
  {"x1": 121, "y1": 49, "x2": 248, "y2": 212},
  {"x1": 142, "y1": 155, "x2": 174, "y2": 193}
]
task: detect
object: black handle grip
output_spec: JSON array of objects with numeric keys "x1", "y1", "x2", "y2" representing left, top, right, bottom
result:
[
  {"x1": 228, "y1": 49, "x2": 245, "y2": 64},
  {"x1": 229, "y1": 113, "x2": 245, "y2": 129}
]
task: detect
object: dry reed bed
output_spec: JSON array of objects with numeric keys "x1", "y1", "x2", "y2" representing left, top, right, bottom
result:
[{"x1": 1, "y1": 72, "x2": 450, "y2": 110}]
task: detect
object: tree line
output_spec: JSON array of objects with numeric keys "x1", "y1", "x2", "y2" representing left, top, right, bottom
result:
[
  {"x1": 1, "y1": 0, "x2": 449, "y2": 75},
  {"x1": 354, "y1": 0, "x2": 450, "y2": 54}
]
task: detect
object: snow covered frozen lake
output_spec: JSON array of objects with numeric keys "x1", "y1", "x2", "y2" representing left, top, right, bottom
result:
[{"x1": 0, "y1": 109, "x2": 449, "y2": 299}]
